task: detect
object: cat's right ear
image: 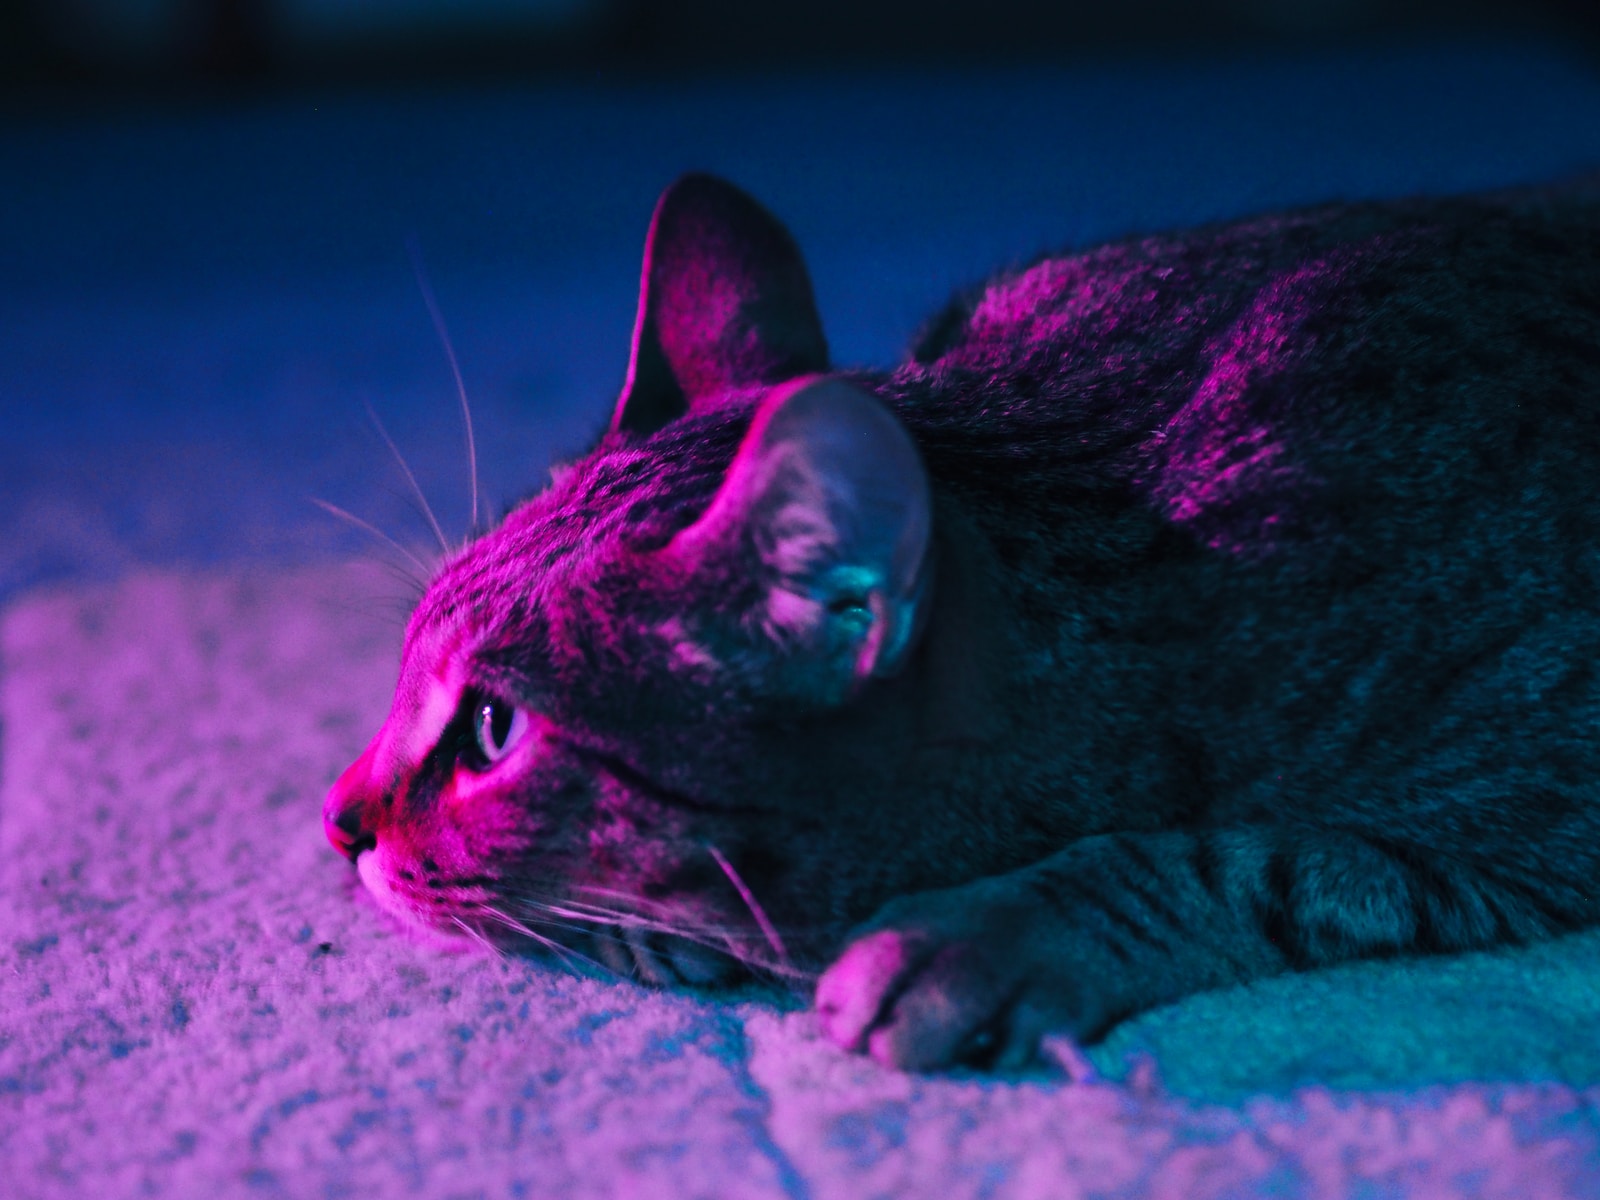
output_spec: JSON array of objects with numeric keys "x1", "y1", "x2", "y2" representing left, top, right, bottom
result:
[
  {"x1": 612, "y1": 174, "x2": 830, "y2": 437},
  {"x1": 667, "y1": 375, "x2": 933, "y2": 704}
]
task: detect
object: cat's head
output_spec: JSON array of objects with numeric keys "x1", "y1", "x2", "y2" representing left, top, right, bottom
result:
[{"x1": 323, "y1": 175, "x2": 943, "y2": 984}]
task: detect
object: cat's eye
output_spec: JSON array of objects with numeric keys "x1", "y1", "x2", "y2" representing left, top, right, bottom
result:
[{"x1": 472, "y1": 698, "x2": 529, "y2": 767}]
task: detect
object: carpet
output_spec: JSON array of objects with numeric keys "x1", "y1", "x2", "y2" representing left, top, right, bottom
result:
[{"x1": 4, "y1": 565, "x2": 1600, "y2": 1197}]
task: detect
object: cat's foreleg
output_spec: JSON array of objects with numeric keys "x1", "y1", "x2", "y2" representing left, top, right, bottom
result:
[{"x1": 815, "y1": 826, "x2": 1565, "y2": 1071}]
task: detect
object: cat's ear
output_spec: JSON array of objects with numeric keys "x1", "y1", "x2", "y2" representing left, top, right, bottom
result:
[
  {"x1": 671, "y1": 376, "x2": 933, "y2": 696},
  {"x1": 612, "y1": 174, "x2": 830, "y2": 437}
]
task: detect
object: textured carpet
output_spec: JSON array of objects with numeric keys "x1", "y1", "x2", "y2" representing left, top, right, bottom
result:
[{"x1": 4, "y1": 565, "x2": 1600, "y2": 1198}]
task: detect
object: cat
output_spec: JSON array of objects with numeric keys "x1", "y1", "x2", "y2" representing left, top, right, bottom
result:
[{"x1": 324, "y1": 171, "x2": 1600, "y2": 1072}]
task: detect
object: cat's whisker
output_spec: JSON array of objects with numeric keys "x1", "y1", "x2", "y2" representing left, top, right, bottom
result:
[
  {"x1": 555, "y1": 890, "x2": 752, "y2": 942},
  {"x1": 568, "y1": 880, "x2": 834, "y2": 928},
  {"x1": 706, "y1": 844, "x2": 792, "y2": 974},
  {"x1": 364, "y1": 396, "x2": 450, "y2": 555},
  {"x1": 477, "y1": 904, "x2": 619, "y2": 979},
  {"x1": 310, "y1": 497, "x2": 435, "y2": 581},
  {"x1": 450, "y1": 914, "x2": 506, "y2": 960},
  {"x1": 566, "y1": 875, "x2": 807, "y2": 981},
  {"x1": 503, "y1": 889, "x2": 801, "y2": 979},
  {"x1": 487, "y1": 898, "x2": 632, "y2": 949},
  {"x1": 489, "y1": 902, "x2": 659, "y2": 979},
  {"x1": 568, "y1": 882, "x2": 774, "y2": 929},
  {"x1": 559, "y1": 884, "x2": 822, "y2": 975},
  {"x1": 505, "y1": 896, "x2": 714, "y2": 948},
  {"x1": 406, "y1": 236, "x2": 480, "y2": 538},
  {"x1": 528, "y1": 894, "x2": 666, "y2": 927}
]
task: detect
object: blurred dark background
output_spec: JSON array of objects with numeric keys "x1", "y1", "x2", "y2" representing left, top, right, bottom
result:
[
  {"x1": 5, "y1": 1, "x2": 1600, "y2": 606},
  {"x1": 4, "y1": 0, "x2": 1599, "y2": 97}
]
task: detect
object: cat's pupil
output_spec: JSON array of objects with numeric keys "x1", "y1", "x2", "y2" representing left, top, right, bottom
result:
[
  {"x1": 484, "y1": 702, "x2": 510, "y2": 748},
  {"x1": 472, "y1": 698, "x2": 526, "y2": 765}
]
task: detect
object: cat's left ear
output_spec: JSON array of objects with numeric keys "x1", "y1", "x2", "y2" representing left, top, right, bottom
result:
[
  {"x1": 612, "y1": 174, "x2": 830, "y2": 437},
  {"x1": 670, "y1": 376, "x2": 933, "y2": 699}
]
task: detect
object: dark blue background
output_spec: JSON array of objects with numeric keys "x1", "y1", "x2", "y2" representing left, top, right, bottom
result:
[{"x1": 5, "y1": 43, "x2": 1600, "y2": 601}]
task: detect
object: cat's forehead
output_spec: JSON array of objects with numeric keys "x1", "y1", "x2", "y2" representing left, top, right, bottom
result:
[
  {"x1": 402, "y1": 510, "x2": 592, "y2": 676},
  {"x1": 405, "y1": 414, "x2": 746, "y2": 661}
]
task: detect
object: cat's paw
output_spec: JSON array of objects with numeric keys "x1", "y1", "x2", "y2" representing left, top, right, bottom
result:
[{"x1": 814, "y1": 883, "x2": 1109, "y2": 1071}]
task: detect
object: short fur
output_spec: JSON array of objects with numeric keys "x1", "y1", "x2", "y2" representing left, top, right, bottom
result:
[{"x1": 326, "y1": 173, "x2": 1600, "y2": 1071}]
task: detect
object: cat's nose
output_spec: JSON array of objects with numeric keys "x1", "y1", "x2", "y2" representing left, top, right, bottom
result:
[{"x1": 324, "y1": 742, "x2": 381, "y2": 863}]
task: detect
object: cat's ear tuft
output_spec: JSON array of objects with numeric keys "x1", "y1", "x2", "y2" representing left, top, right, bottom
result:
[
  {"x1": 672, "y1": 376, "x2": 933, "y2": 696},
  {"x1": 612, "y1": 174, "x2": 830, "y2": 438}
]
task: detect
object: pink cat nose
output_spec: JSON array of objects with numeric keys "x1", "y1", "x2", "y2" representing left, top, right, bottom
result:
[
  {"x1": 324, "y1": 803, "x2": 375, "y2": 863},
  {"x1": 324, "y1": 743, "x2": 381, "y2": 863}
]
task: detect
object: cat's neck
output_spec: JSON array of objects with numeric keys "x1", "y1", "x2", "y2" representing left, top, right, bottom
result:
[{"x1": 905, "y1": 498, "x2": 1012, "y2": 753}]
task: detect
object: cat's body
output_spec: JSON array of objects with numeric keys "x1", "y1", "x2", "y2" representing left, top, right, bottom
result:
[{"x1": 326, "y1": 174, "x2": 1600, "y2": 1070}]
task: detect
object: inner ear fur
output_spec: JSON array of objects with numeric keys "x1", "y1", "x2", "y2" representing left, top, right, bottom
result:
[
  {"x1": 671, "y1": 376, "x2": 934, "y2": 691},
  {"x1": 613, "y1": 174, "x2": 830, "y2": 438}
]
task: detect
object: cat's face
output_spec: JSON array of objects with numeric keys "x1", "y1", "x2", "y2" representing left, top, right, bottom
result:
[{"x1": 324, "y1": 176, "x2": 939, "y2": 983}]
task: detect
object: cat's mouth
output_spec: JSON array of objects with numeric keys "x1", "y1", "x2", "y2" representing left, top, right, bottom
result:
[{"x1": 353, "y1": 832, "x2": 802, "y2": 988}]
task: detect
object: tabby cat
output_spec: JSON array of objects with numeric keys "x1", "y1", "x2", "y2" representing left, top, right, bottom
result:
[{"x1": 325, "y1": 172, "x2": 1600, "y2": 1071}]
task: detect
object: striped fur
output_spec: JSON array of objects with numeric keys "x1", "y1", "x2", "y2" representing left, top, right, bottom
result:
[{"x1": 327, "y1": 174, "x2": 1600, "y2": 1070}]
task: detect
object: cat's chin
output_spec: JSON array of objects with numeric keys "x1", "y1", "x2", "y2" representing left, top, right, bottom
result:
[
  {"x1": 353, "y1": 847, "x2": 463, "y2": 948},
  {"x1": 354, "y1": 846, "x2": 399, "y2": 912},
  {"x1": 352, "y1": 848, "x2": 754, "y2": 982}
]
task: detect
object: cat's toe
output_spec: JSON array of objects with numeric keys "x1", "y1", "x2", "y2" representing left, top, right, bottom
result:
[
  {"x1": 816, "y1": 926, "x2": 1025, "y2": 1071},
  {"x1": 815, "y1": 928, "x2": 929, "y2": 1051},
  {"x1": 815, "y1": 880, "x2": 1101, "y2": 1071},
  {"x1": 859, "y1": 940, "x2": 1017, "y2": 1071}
]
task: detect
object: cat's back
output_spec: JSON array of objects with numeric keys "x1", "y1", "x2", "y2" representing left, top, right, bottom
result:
[
  {"x1": 889, "y1": 188, "x2": 1600, "y2": 562},
  {"x1": 877, "y1": 191, "x2": 1600, "y2": 607},
  {"x1": 879, "y1": 187, "x2": 1600, "y2": 830}
]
